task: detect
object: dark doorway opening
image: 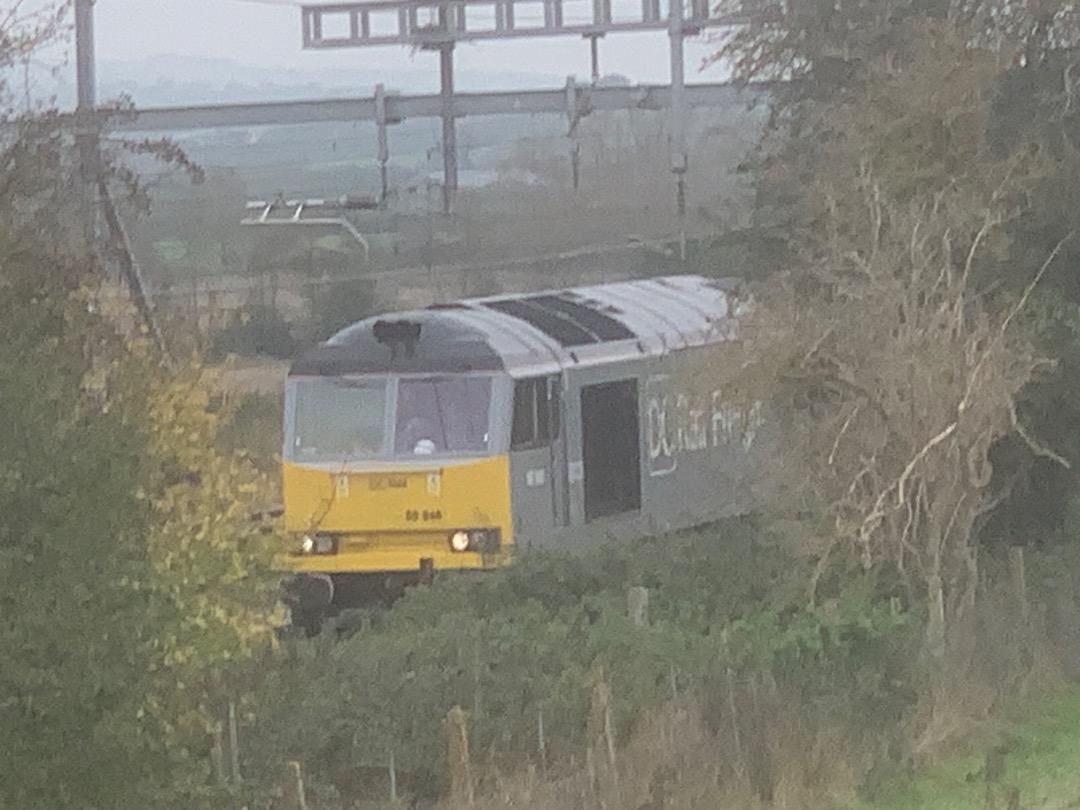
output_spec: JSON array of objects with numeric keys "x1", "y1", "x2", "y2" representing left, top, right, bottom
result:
[{"x1": 581, "y1": 379, "x2": 641, "y2": 521}]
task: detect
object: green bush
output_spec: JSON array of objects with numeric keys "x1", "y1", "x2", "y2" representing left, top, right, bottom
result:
[
  {"x1": 301, "y1": 279, "x2": 378, "y2": 344},
  {"x1": 209, "y1": 305, "x2": 299, "y2": 361},
  {"x1": 238, "y1": 519, "x2": 925, "y2": 804}
]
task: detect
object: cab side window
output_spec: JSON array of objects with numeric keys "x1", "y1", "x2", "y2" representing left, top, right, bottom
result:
[{"x1": 511, "y1": 377, "x2": 561, "y2": 450}]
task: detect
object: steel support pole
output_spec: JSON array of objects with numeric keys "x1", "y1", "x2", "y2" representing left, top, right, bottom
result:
[
  {"x1": 375, "y1": 83, "x2": 390, "y2": 205},
  {"x1": 588, "y1": 34, "x2": 601, "y2": 83},
  {"x1": 668, "y1": 0, "x2": 688, "y2": 261},
  {"x1": 439, "y1": 44, "x2": 457, "y2": 214},
  {"x1": 436, "y1": 1, "x2": 458, "y2": 217},
  {"x1": 565, "y1": 76, "x2": 581, "y2": 191},
  {"x1": 75, "y1": 0, "x2": 99, "y2": 246},
  {"x1": 75, "y1": 0, "x2": 96, "y2": 110}
]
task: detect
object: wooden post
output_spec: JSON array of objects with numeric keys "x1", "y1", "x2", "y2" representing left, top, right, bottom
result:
[
  {"x1": 628, "y1": 586, "x2": 649, "y2": 627},
  {"x1": 588, "y1": 667, "x2": 618, "y2": 788},
  {"x1": 538, "y1": 706, "x2": 547, "y2": 770},
  {"x1": 603, "y1": 690, "x2": 617, "y2": 787},
  {"x1": 288, "y1": 761, "x2": 308, "y2": 810},
  {"x1": 1009, "y1": 546, "x2": 1029, "y2": 624},
  {"x1": 228, "y1": 699, "x2": 242, "y2": 784},
  {"x1": 446, "y1": 705, "x2": 474, "y2": 805},
  {"x1": 388, "y1": 749, "x2": 398, "y2": 802},
  {"x1": 210, "y1": 722, "x2": 227, "y2": 786}
]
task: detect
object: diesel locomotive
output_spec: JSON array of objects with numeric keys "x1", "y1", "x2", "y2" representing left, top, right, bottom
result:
[{"x1": 281, "y1": 274, "x2": 768, "y2": 623}]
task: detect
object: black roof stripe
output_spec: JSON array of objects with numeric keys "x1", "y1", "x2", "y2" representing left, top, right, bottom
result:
[
  {"x1": 482, "y1": 293, "x2": 636, "y2": 347},
  {"x1": 533, "y1": 295, "x2": 636, "y2": 342},
  {"x1": 482, "y1": 298, "x2": 596, "y2": 347}
]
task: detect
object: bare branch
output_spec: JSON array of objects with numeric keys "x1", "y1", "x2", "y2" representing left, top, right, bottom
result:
[
  {"x1": 828, "y1": 403, "x2": 860, "y2": 467},
  {"x1": 1010, "y1": 402, "x2": 1072, "y2": 469},
  {"x1": 999, "y1": 230, "x2": 1075, "y2": 338}
]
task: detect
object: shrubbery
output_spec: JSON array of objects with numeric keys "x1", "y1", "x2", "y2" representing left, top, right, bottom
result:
[
  {"x1": 237, "y1": 519, "x2": 929, "y2": 806},
  {"x1": 207, "y1": 278, "x2": 378, "y2": 363},
  {"x1": 301, "y1": 278, "x2": 378, "y2": 345},
  {"x1": 209, "y1": 305, "x2": 299, "y2": 361}
]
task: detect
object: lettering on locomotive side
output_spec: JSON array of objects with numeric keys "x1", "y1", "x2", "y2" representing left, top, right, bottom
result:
[{"x1": 645, "y1": 375, "x2": 764, "y2": 477}]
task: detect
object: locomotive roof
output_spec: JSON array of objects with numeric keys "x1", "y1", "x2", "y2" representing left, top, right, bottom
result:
[{"x1": 289, "y1": 274, "x2": 749, "y2": 377}]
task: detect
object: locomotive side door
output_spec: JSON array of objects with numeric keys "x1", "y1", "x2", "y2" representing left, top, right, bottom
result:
[{"x1": 508, "y1": 375, "x2": 566, "y2": 549}]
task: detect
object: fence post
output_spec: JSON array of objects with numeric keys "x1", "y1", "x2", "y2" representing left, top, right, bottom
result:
[
  {"x1": 228, "y1": 699, "x2": 242, "y2": 784},
  {"x1": 1009, "y1": 546, "x2": 1029, "y2": 624},
  {"x1": 628, "y1": 586, "x2": 650, "y2": 627},
  {"x1": 588, "y1": 667, "x2": 618, "y2": 789},
  {"x1": 446, "y1": 705, "x2": 474, "y2": 805},
  {"x1": 288, "y1": 761, "x2": 308, "y2": 810},
  {"x1": 210, "y1": 722, "x2": 227, "y2": 786},
  {"x1": 389, "y1": 749, "x2": 398, "y2": 803},
  {"x1": 538, "y1": 706, "x2": 547, "y2": 772}
]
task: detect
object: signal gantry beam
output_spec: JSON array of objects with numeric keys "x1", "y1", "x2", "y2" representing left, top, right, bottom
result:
[{"x1": 298, "y1": 0, "x2": 742, "y2": 48}]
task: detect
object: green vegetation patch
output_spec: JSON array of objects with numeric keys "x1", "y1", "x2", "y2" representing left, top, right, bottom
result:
[
  {"x1": 244, "y1": 519, "x2": 927, "y2": 803},
  {"x1": 841, "y1": 685, "x2": 1080, "y2": 810}
]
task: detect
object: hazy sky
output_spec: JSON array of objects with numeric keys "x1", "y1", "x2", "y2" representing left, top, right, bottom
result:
[{"x1": 69, "y1": 0, "x2": 726, "y2": 92}]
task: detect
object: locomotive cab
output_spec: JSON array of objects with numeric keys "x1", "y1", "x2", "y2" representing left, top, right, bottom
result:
[
  {"x1": 281, "y1": 310, "x2": 528, "y2": 618},
  {"x1": 283, "y1": 370, "x2": 514, "y2": 573}
]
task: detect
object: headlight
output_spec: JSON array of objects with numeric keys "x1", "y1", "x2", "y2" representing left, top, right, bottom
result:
[
  {"x1": 300, "y1": 534, "x2": 338, "y2": 555},
  {"x1": 448, "y1": 528, "x2": 501, "y2": 554}
]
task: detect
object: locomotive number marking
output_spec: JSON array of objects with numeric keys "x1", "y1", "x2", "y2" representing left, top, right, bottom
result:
[
  {"x1": 405, "y1": 509, "x2": 444, "y2": 522},
  {"x1": 369, "y1": 476, "x2": 408, "y2": 491}
]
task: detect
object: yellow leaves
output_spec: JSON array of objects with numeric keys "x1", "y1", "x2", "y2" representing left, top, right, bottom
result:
[{"x1": 126, "y1": 359, "x2": 285, "y2": 680}]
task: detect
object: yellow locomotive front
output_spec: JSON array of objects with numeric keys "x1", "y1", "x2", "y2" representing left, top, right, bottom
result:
[{"x1": 281, "y1": 316, "x2": 516, "y2": 622}]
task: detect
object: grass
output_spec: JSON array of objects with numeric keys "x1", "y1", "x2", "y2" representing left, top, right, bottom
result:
[{"x1": 840, "y1": 684, "x2": 1080, "y2": 810}]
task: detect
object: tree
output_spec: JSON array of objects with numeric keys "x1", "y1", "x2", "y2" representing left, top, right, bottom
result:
[
  {"x1": 713, "y1": 0, "x2": 1080, "y2": 572},
  {"x1": 724, "y1": 22, "x2": 1074, "y2": 678},
  {"x1": 746, "y1": 179, "x2": 1065, "y2": 659},
  {"x1": 0, "y1": 6, "x2": 282, "y2": 807},
  {"x1": 0, "y1": 235, "x2": 161, "y2": 809}
]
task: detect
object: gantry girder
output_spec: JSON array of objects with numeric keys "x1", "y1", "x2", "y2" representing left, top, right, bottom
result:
[
  {"x1": 108, "y1": 81, "x2": 759, "y2": 132},
  {"x1": 297, "y1": 0, "x2": 742, "y2": 48}
]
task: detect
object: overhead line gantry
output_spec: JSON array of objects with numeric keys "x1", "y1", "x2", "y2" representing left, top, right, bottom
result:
[{"x1": 247, "y1": 0, "x2": 747, "y2": 244}]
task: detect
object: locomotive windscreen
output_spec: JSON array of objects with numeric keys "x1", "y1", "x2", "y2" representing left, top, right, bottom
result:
[
  {"x1": 394, "y1": 376, "x2": 492, "y2": 456},
  {"x1": 286, "y1": 374, "x2": 494, "y2": 461},
  {"x1": 290, "y1": 378, "x2": 388, "y2": 460}
]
